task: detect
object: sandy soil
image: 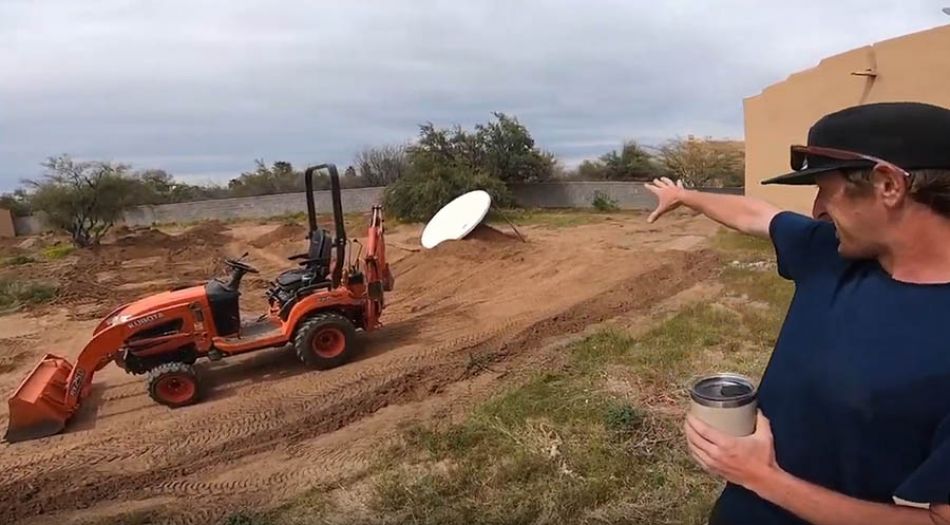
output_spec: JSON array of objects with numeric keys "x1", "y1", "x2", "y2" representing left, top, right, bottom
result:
[{"x1": 0, "y1": 211, "x2": 720, "y2": 524}]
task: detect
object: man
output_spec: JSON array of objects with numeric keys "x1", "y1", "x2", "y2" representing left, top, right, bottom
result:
[{"x1": 646, "y1": 101, "x2": 950, "y2": 525}]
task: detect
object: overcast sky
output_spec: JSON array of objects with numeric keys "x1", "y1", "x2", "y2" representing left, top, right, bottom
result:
[{"x1": 1, "y1": 1, "x2": 946, "y2": 190}]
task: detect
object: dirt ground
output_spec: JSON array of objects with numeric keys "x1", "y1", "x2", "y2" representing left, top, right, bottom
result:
[{"x1": 0, "y1": 211, "x2": 720, "y2": 524}]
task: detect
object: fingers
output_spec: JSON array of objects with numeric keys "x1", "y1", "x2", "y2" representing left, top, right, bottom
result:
[
  {"x1": 686, "y1": 413, "x2": 727, "y2": 447},
  {"x1": 684, "y1": 417, "x2": 719, "y2": 457},
  {"x1": 755, "y1": 410, "x2": 771, "y2": 435},
  {"x1": 660, "y1": 176, "x2": 675, "y2": 186},
  {"x1": 647, "y1": 210, "x2": 659, "y2": 223},
  {"x1": 687, "y1": 437, "x2": 717, "y2": 474}
]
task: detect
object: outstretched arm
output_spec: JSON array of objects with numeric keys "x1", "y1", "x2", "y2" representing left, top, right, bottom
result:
[{"x1": 646, "y1": 178, "x2": 781, "y2": 239}]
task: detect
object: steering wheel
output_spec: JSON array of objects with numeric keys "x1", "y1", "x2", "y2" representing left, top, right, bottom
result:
[{"x1": 224, "y1": 257, "x2": 260, "y2": 274}]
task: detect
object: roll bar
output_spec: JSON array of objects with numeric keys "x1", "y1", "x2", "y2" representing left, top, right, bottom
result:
[{"x1": 304, "y1": 164, "x2": 346, "y2": 288}]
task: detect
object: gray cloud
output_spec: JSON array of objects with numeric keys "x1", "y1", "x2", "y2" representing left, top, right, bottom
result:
[{"x1": 1, "y1": 0, "x2": 945, "y2": 189}]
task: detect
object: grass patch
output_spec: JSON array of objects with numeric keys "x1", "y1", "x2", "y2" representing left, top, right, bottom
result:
[
  {"x1": 712, "y1": 230, "x2": 774, "y2": 262},
  {"x1": 0, "y1": 279, "x2": 58, "y2": 312},
  {"x1": 41, "y1": 244, "x2": 74, "y2": 260},
  {"x1": 364, "y1": 330, "x2": 721, "y2": 525},
  {"x1": 248, "y1": 487, "x2": 335, "y2": 525},
  {"x1": 487, "y1": 208, "x2": 636, "y2": 229},
  {"x1": 0, "y1": 254, "x2": 36, "y2": 266}
]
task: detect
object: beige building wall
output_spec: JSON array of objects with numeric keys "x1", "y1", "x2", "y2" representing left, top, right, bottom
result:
[
  {"x1": 744, "y1": 24, "x2": 950, "y2": 213},
  {"x1": 0, "y1": 208, "x2": 14, "y2": 238}
]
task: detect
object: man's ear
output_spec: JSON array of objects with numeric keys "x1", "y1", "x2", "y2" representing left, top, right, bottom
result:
[{"x1": 871, "y1": 164, "x2": 909, "y2": 208}]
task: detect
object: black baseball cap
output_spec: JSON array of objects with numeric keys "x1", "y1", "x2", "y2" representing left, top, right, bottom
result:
[{"x1": 762, "y1": 102, "x2": 950, "y2": 185}]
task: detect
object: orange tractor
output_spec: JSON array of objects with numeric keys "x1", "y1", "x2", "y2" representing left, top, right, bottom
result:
[{"x1": 4, "y1": 164, "x2": 394, "y2": 443}]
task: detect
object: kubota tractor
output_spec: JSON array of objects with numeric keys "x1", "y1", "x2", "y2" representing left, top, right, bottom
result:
[{"x1": 4, "y1": 164, "x2": 393, "y2": 443}]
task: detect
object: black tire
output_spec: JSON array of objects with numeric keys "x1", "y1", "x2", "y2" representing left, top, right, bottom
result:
[
  {"x1": 147, "y1": 362, "x2": 201, "y2": 408},
  {"x1": 294, "y1": 312, "x2": 358, "y2": 370}
]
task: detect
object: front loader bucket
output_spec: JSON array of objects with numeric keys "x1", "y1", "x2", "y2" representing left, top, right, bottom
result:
[{"x1": 4, "y1": 354, "x2": 74, "y2": 443}]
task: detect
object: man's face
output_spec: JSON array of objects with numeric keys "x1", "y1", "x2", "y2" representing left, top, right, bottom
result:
[{"x1": 811, "y1": 171, "x2": 887, "y2": 258}]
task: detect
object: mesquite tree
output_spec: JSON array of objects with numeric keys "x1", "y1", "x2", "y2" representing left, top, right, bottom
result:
[{"x1": 29, "y1": 155, "x2": 138, "y2": 247}]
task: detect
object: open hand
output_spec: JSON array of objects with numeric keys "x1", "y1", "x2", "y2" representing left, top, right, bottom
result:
[
  {"x1": 645, "y1": 177, "x2": 686, "y2": 223},
  {"x1": 685, "y1": 411, "x2": 781, "y2": 496}
]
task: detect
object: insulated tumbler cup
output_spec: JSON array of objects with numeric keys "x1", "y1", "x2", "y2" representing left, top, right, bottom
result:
[{"x1": 689, "y1": 373, "x2": 758, "y2": 436}]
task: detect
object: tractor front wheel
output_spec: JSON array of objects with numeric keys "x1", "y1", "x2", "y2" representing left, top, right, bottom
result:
[
  {"x1": 294, "y1": 313, "x2": 358, "y2": 370},
  {"x1": 147, "y1": 362, "x2": 201, "y2": 408}
]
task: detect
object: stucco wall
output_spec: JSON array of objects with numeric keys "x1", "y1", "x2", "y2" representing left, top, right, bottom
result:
[
  {"x1": 0, "y1": 208, "x2": 14, "y2": 238},
  {"x1": 744, "y1": 24, "x2": 950, "y2": 213},
  {"x1": 11, "y1": 182, "x2": 742, "y2": 235}
]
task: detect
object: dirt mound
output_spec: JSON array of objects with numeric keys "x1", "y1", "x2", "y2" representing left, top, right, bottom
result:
[
  {"x1": 424, "y1": 225, "x2": 525, "y2": 261},
  {"x1": 177, "y1": 220, "x2": 230, "y2": 245},
  {"x1": 250, "y1": 223, "x2": 307, "y2": 249},
  {"x1": 115, "y1": 227, "x2": 172, "y2": 247},
  {"x1": 465, "y1": 224, "x2": 520, "y2": 243},
  {"x1": 53, "y1": 262, "x2": 122, "y2": 312}
]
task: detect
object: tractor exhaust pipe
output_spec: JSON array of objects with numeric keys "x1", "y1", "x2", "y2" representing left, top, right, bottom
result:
[{"x1": 304, "y1": 164, "x2": 346, "y2": 288}]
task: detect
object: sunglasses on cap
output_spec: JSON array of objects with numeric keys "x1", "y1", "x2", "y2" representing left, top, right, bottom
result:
[{"x1": 790, "y1": 145, "x2": 910, "y2": 176}]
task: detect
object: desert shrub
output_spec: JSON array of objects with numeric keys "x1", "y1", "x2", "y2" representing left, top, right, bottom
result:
[
  {"x1": 592, "y1": 191, "x2": 619, "y2": 212},
  {"x1": 0, "y1": 279, "x2": 57, "y2": 311},
  {"x1": 658, "y1": 136, "x2": 745, "y2": 188},
  {"x1": 384, "y1": 165, "x2": 511, "y2": 223},
  {"x1": 28, "y1": 155, "x2": 141, "y2": 247},
  {"x1": 0, "y1": 190, "x2": 32, "y2": 216}
]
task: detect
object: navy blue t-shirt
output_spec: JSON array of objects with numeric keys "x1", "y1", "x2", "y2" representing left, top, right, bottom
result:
[{"x1": 709, "y1": 211, "x2": 950, "y2": 525}]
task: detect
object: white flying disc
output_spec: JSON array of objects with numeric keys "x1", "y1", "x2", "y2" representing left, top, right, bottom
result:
[{"x1": 420, "y1": 190, "x2": 492, "y2": 249}]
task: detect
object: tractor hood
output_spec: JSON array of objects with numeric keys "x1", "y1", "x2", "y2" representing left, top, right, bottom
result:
[{"x1": 96, "y1": 284, "x2": 206, "y2": 334}]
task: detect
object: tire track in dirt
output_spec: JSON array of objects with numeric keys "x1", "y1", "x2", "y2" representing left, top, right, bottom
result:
[
  {"x1": 131, "y1": 313, "x2": 540, "y2": 461},
  {"x1": 0, "y1": 249, "x2": 718, "y2": 524}
]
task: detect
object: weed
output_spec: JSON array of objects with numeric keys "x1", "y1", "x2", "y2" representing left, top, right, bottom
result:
[
  {"x1": 41, "y1": 244, "x2": 74, "y2": 260},
  {"x1": 0, "y1": 255, "x2": 36, "y2": 266},
  {"x1": 604, "y1": 402, "x2": 645, "y2": 437},
  {"x1": 592, "y1": 191, "x2": 619, "y2": 212}
]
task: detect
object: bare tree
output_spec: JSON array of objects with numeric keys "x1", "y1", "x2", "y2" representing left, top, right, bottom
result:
[
  {"x1": 656, "y1": 136, "x2": 744, "y2": 187},
  {"x1": 355, "y1": 144, "x2": 409, "y2": 187}
]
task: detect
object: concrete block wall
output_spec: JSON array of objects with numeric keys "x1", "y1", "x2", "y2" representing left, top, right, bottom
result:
[
  {"x1": 511, "y1": 181, "x2": 656, "y2": 209},
  {"x1": 12, "y1": 182, "x2": 742, "y2": 235},
  {"x1": 14, "y1": 215, "x2": 45, "y2": 236},
  {"x1": 123, "y1": 187, "x2": 386, "y2": 226}
]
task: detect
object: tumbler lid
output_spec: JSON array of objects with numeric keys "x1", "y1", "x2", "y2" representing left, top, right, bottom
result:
[{"x1": 689, "y1": 373, "x2": 757, "y2": 408}]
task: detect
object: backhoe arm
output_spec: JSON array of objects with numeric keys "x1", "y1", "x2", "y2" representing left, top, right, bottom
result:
[{"x1": 362, "y1": 205, "x2": 393, "y2": 329}]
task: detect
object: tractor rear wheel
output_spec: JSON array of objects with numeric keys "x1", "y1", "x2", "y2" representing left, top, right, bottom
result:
[
  {"x1": 294, "y1": 313, "x2": 358, "y2": 370},
  {"x1": 147, "y1": 362, "x2": 201, "y2": 408}
]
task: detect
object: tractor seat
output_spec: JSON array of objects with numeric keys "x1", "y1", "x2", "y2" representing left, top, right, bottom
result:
[
  {"x1": 275, "y1": 229, "x2": 332, "y2": 291},
  {"x1": 277, "y1": 269, "x2": 310, "y2": 288}
]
